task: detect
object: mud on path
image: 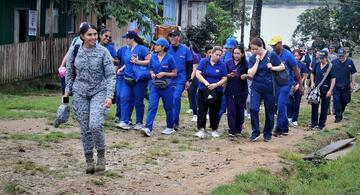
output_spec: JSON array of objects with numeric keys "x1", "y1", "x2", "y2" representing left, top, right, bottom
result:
[{"x1": 0, "y1": 110, "x2": 342, "y2": 194}]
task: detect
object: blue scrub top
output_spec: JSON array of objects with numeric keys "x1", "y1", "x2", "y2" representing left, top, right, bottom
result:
[
  {"x1": 149, "y1": 52, "x2": 176, "y2": 80},
  {"x1": 104, "y1": 44, "x2": 117, "y2": 58},
  {"x1": 123, "y1": 44, "x2": 149, "y2": 78},
  {"x1": 294, "y1": 60, "x2": 308, "y2": 83},
  {"x1": 248, "y1": 51, "x2": 282, "y2": 92},
  {"x1": 225, "y1": 59, "x2": 248, "y2": 96},
  {"x1": 167, "y1": 44, "x2": 192, "y2": 81},
  {"x1": 313, "y1": 63, "x2": 336, "y2": 92},
  {"x1": 221, "y1": 50, "x2": 233, "y2": 63},
  {"x1": 193, "y1": 52, "x2": 201, "y2": 65},
  {"x1": 278, "y1": 49, "x2": 297, "y2": 85},
  {"x1": 332, "y1": 58, "x2": 357, "y2": 88},
  {"x1": 197, "y1": 58, "x2": 227, "y2": 92}
]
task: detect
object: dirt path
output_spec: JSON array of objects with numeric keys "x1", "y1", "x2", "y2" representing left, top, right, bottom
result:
[{"x1": 1, "y1": 54, "x2": 358, "y2": 194}]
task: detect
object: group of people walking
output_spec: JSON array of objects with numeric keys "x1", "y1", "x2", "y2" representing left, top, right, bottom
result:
[{"x1": 60, "y1": 22, "x2": 357, "y2": 173}]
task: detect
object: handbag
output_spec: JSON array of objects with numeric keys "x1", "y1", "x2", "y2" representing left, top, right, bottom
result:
[
  {"x1": 201, "y1": 60, "x2": 218, "y2": 102},
  {"x1": 133, "y1": 65, "x2": 151, "y2": 81},
  {"x1": 124, "y1": 76, "x2": 136, "y2": 86},
  {"x1": 273, "y1": 66, "x2": 289, "y2": 86},
  {"x1": 307, "y1": 63, "x2": 333, "y2": 105},
  {"x1": 153, "y1": 78, "x2": 171, "y2": 89}
]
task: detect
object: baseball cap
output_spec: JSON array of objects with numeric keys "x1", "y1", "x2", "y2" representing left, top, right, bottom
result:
[
  {"x1": 153, "y1": 38, "x2": 170, "y2": 49},
  {"x1": 337, "y1": 48, "x2": 346, "y2": 56},
  {"x1": 168, "y1": 30, "x2": 181, "y2": 37},
  {"x1": 224, "y1": 37, "x2": 238, "y2": 49},
  {"x1": 270, "y1": 35, "x2": 283, "y2": 46},
  {"x1": 122, "y1": 31, "x2": 139, "y2": 39},
  {"x1": 318, "y1": 49, "x2": 328, "y2": 58}
]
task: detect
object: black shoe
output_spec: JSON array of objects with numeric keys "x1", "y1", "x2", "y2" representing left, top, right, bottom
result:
[
  {"x1": 264, "y1": 137, "x2": 271, "y2": 142},
  {"x1": 334, "y1": 119, "x2": 342, "y2": 123},
  {"x1": 273, "y1": 130, "x2": 282, "y2": 137},
  {"x1": 249, "y1": 135, "x2": 261, "y2": 142},
  {"x1": 318, "y1": 126, "x2": 325, "y2": 130}
]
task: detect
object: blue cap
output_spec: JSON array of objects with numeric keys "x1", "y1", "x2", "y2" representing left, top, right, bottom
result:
[
  {"x1": 318, "y1": 49, "x2": 328, "y2": 58},
  {"x1": 153, "y1": 38, "x2": 170, "y2": 49},
  {"x1": 224, "y1": 37, "x2": 238, "y2": 49},
  {"x1": 338, "y1": 48, "x2": 346, "y2": 56}
]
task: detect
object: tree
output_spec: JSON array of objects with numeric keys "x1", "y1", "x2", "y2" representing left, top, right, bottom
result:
[
  {"x1": 70, "y1": 0, "x2": 165, "y2": 35},
  {"x1": 249, "y1": 0, "x2": 263, "y2": 43},
  {"x1": 186, "y1": 2, "x2": 236, "y2": 51}
]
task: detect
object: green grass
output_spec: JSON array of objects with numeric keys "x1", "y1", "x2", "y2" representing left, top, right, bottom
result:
[
  {"x1": 3, "y1": 181, "x2": 26, "y2": 194},
  {"x1": 5, "y1": 131, "x2": 80, "y2": 143},
  {"x1": 212, "y1": 77, "x2": 360, "y2": 195},
  {"x1": 144, "y1": 146, "x2": 171, "y2": 164},
  {"x1": 14, "y1": 160, "x2": 49, "y2": 175},
  {"x1": 108, "y1": 141, "x2": 132, "y2": 149}
]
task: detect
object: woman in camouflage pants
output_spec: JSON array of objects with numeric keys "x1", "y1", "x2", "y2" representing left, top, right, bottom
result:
[{"x1": 64, "y1": 23, "x2": 116, "y2": 174}]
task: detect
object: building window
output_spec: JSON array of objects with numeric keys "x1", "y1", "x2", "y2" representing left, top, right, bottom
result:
[{"x1": 45, "y1": 8, "x2": 59, "y2": 34}]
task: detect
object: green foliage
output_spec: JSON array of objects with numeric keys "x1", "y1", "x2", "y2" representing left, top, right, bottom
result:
[
  {"x1": 293, "y1": 1, "x2": 360, "y2": 44},
  {"x1": 3, "y1": 181, "x2": 26, "y2": 194},
  {"x1": 14, "y1": 160, "x2": 49, "y2": 175},
  {"x1": 7, "y1": 131, "x2": 80, "y2": 143},
  {"x1": 70, "y1": 0, "x2": 165, "y2": 35},
  {"x1": 186, "y1": 2, "x2": 237, "y2": 51}
]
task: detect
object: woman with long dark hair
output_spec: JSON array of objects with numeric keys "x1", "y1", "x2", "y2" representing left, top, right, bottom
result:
[
  {"x1": 64, "y1": 23, "x2": 116, "y2": 173},
  {"x1": 117, "y1": 31, "x2": 150, "y2": 131},
  {"x1": 225, "y1": 45, "x2": 249, "y2": 136}
]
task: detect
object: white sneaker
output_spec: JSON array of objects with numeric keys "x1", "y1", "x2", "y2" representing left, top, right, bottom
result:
[
  {"x1": 117, "y1": 121, "x2": 130, "y2": 130},
  {"x1": 140, "y1": 127, "x2": 153, "y2": 137},
  {"x1": 133, "y1": 123, "x2": 143, "y2": 131},
  {"x1": 288, "y1": 118, "x2": 292, "y2": 123},
  {"x1": 186, "y1": 109, "x2": 193, "y2": 114},
  {"x1": 162, "y1": 128, "x2": 175, "y2": 135},
  {"x1": 191, "y1": 115, "x2": 198, "y2": 122},
  {"x1": 292, "y1": 121, "x2": 298, "y2": 128},
  {"x1": 206, "y1": 114, "x2": 210, "y2": 120},
  {"x1": 211, "y1": 131, "x2": 220, "y2": 138},
  {"x1": 195, "y1": 129, "x2": 206, "y2": 138}
]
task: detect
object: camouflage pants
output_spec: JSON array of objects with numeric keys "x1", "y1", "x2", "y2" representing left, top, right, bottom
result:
[{"x1": 72, "y1": 91, "x2": 108, "y2": 154}]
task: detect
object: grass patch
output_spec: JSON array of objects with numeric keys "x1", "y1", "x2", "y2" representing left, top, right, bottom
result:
[
  {"x1": 212, "y1": 78, "x2": 360, "y2": 194},
  {"x1": 91, "y1": 176, "x2": 108, "y2": 186},
  {"x1": 212, "y1": 168, "x2": 288, "y2": 195},
  {"x1": 14, "y1": 160, "x2": 49, "y2": 175},
  {"x1": 104, "y1": 170, "x2": 123, "y2": 179},
  {"x1": 144, "y1": 146, "x2": 171, "y2": 164},
  {"x1": 3, "y1": 181, "x2": 26, "y2": 194},
  {"x1": 7, "y1": 131, "x2": 80, "y2": 143},
  {"x1": 109, "y1": 142, "x2": 132, "y2": 149}
]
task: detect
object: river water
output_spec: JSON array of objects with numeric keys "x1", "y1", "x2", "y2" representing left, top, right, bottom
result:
[{"x1": 235, "y1": 5, "x2": 317, "y2": 47}]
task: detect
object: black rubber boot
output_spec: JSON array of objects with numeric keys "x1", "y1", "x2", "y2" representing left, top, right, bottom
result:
[
  {"x1": 95, "y1": 149, "x2": 106, "y2": 172},
  {"x1": 85, "y1": 152, "x2": 95, "y2": 174}
]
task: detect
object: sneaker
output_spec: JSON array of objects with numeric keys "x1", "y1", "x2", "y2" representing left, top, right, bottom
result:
[
  {"x1": 162, "y1": 128, "x2": 175, "y2": 135},
  {"x1": 273, "y1": 131, "x2": 282, "y2": 137},
  {"x1": 140, "y1": 128, "x2": 153, "y2": 137},
  {"x1": 114, "y1": 117, "x2": 120, "y2": 124},
  {"x1": 264, "y1": 137, "x2": 271, "y2": 142},
  {"x1": 211, "y1": 131, "x2": 220, "y2": 138},
  {"x1": 292, "y1": 121, "x2": 298, "y2": 128},
  {"x1": 288, "y1": 118, "x2": 292, "y2": 123},
  {"x1": 195, "y1": 129, "x2": 206, "y2": 138},
  {"x1": 334, "y1": 118, "x2": 342, "y2": 123},
  {"x1": 117, "y1": 121, "x2": 130, "y2": 130},
  {"x1": 133, "y1": 123, "x2": 143, "y2": 131},
  {"x1": 249, "y1": 134, "x2": 261, "y2": 142},
  {"x1": 282, "y1": 132, "x2": 289, "y2": 136},
  {"x1": 191, "y1": 115, "x2": 198, "y2": 122},
  {"x1": 186, "y1": 109, "x2": 193, "y2": 114},
  {"x1": 228, "y1": 132, "x2": 236, "y2": 137}
]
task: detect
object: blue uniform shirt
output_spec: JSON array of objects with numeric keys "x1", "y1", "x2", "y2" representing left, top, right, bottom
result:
[
  {"x1": 197, "y1": 58, "x2": 227, "y2": 92},
  {"x1": 104, "y1": 44, "x2": 117, "y2": 58},
  {"x1": 313, "y1": 63, "x2": 336, "y2": 92},
  {"x1": 248, "y1": 51, "x2": 282, "y2": 92},
  {"x1": 332, "y1": 58, "x2": 357, "y2": 88},
  {"x1": 123, "y1": 44, "x2": 149, "y2": 78},
  {"x1": 221, "y1": 50, "x2": 233, "y2": 63},
  {"x1": 225, "y1": 59, "x2": 248, "y2": 96},
  {"x1": 278, "y1": 49, "x2": 297, "y2": 85},
  {"x1": 167, "y1": 44, "x2": 192, "y2": 82},
  {"x1": 149, "y1": 53, "x2": 176, "y2": 80},
  {"x1": 294, "y1": 60, "x2": 308, "y2": 83}
]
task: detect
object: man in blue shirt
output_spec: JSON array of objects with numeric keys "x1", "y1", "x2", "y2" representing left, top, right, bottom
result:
[
  {"x1": 270, "y1": 35, "x2": 304, "y2": 136},
  {"x1": 167, "y1": 30, "x2": 193, "y2": 130},
  {"x1": 332, "y1": 48, "x2": 357, "y2": 123}
]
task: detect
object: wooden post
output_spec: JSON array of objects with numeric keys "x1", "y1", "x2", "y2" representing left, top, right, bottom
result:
[
  {"x1": 36, "y1": 0, "x2": 41, "y2": 39},
  {"x1": 49, "y1": 0, "x2": 54, "y2": 38}
]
